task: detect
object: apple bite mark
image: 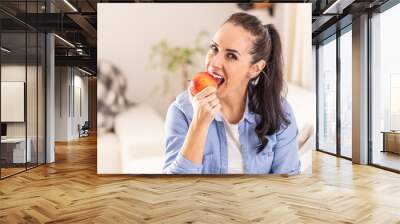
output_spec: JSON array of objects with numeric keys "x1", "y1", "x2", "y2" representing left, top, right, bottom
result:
[{"x1": 211, "y1": 72, "x2": 225, "y2": 87}]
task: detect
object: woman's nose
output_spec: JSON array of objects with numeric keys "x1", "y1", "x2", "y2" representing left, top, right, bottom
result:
[{"x1": 209, "y1": 52, "x2": 224, "y2": 68}]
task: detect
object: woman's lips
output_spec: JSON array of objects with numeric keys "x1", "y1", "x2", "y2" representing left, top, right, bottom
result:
[{"x1": 210, "y1": 72, "x2": 225, "y2": 86}]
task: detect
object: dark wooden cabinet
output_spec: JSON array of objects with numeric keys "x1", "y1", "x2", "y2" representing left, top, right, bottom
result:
[{"x1": 382, "y1": 131, "x2": 400, "y2": 154}]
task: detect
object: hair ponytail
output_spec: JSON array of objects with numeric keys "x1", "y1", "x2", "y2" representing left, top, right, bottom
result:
[
  {"x1": 225, "y1": 13, "x2": 290, "y2": 153},
  {"x1": 249, "y1": 24, "x2": 289, "y2": 152}
]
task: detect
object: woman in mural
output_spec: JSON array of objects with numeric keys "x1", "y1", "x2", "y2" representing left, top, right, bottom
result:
[{"x1": 163, "y1": 12, "x2": 300, "y2": 174}]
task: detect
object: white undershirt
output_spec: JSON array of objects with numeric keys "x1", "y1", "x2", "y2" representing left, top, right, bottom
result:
[{"x1": 223, "y1": 118, "x2": 244, "y2": 174}]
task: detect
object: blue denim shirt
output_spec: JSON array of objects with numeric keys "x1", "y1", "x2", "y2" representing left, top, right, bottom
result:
[{"x1": 163, "y1": 90, "x2": 301, "y2": 174}]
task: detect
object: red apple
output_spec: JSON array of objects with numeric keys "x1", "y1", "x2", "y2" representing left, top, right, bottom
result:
[{"x1": 189, "y1": 72, "x2": 218, "y2": 96}]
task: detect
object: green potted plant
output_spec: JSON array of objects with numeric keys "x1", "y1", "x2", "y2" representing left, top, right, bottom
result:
[{"x1": 148, "y1": 31, "x2": 210, "y2": 95}]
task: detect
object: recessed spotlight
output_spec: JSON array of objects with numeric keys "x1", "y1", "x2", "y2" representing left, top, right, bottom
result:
[
  {"x1": 1, "y1": 47, "x2": 11, "y2": 53},
  {"x1": 78, "y1": 67, "x2": 93, "y2": 76},
  {"x1": 63, "y1": 0, "x2": 78, "y2": 12},
  {"x1": 54, "y1": 34, "x2": 75, "y2": 48}
]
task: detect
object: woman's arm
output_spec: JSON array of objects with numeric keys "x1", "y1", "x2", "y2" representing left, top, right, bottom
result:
[
  {"x1": 271, "y1": 100, "x2": 301, "y2": 175},
  {"x1": 163, "y1": 87, "x2": 220, "y2": 174}
]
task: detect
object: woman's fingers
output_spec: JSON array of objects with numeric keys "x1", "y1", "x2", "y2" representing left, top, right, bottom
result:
[
  {"x1": 189, "y1": 86, "x2": 220, "y2": 124},
  {"x1": 199, "y1": 94, "x2": 219, "y2": 110},
  {"x1": 200, "y1": 93, "x2": 217, "y2": 104},
  {"x1": 194, "y1": 86, "x2": 216, "y2": 101},
  {"x1": 208, "y1": 98, "x2": 220, "y2": 108}
]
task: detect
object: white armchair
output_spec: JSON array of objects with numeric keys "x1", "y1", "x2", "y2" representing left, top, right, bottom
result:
[{"x1": 98, "y1": 104, "x2": 165, "y2": 174}]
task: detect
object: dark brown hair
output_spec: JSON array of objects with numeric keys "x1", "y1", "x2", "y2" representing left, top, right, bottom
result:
[{"x1": 224, "y1": 12, "x2": 289, "y2": 152}]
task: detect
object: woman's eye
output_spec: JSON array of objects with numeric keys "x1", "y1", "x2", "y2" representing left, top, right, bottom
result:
[
  {"x1": 210, "y1": 44, "x2": 218, "y2": 52},
  {"x1": 208, "y1": 44, "x2": 237, "y2": 61},
  {"x1": 226, "y1": 53, "x2": 237, "y2": 60}
]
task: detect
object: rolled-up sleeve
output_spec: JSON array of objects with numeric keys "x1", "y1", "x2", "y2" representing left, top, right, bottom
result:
[
  {"x1": 163, "y1": 103, "x2": 203, "y2": 174},
  {"x1": 271, "y1": 101, "x2": 301, "y2": 175}
]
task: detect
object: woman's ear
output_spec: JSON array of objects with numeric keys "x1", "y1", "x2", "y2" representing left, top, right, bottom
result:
[{"x1": 249, "y1": 59, "x2": 266, "y2": 79}]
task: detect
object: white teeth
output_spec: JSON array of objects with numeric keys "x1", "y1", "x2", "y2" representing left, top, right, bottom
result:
[
  {"x1": 210, "y1": 72, "x2": 225, "y2": 86},
  {"x1": 211, "y1": 72, "x2": 223, "y2": 80}
]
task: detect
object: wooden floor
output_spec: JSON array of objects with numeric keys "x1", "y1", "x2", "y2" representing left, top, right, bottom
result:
[
  {"x1": 372, "y1": 150, "x2": 400, "y2": 171},
  {"x1": 1, "y1": 135, "x2": 400, "y2": 223},
  {"x1": 0, "y1": 167, "x2": 26, "y2": 178},
  {"x1": 1, "y1": 163, "x2": 44, "y2": 178}
]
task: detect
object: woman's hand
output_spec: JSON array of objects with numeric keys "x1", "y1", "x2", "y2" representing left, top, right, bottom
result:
[
  {"x1": 176, "y1": 86, "x2": 220, "y2": 165},
  {"x1": 188, "y1": 86, "x2": 221, "y2": 127}
]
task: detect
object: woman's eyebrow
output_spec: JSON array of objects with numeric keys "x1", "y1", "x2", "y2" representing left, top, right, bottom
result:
[{"x1": 211, "y1": 40, "x2": 241, "y2": 56}]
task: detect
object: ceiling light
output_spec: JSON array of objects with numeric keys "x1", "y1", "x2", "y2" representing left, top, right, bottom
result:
[
  {"x1": 323, "y1": 0, "x2": 355, "y2": 15},
  {"x1": 63, "y1": 0, "x2": 78, "y2": 12},
  {"x1": 1, "y1": 47, "x2": 11, "y2": 53},
  {"x1": 54, "y1": 34, "x2": 75, "y2": 48},
  {"x1": 78, "y1": 67, "x2": 93, "y2": 76}
]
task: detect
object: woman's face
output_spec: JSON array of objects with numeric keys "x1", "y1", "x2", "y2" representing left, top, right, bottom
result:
[{"x1": 205, "y1": 22, "x2": 264, "y2": 98}]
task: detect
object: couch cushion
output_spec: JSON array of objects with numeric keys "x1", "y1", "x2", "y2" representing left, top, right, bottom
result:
[
  {"x1": 114, "y1": 104, "x2": 165, "y2": 173},
  {"x1": 97, "y1": 132, "x2": 122, "y2": 174}
]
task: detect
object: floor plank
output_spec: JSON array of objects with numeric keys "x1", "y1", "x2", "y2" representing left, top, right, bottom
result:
[{"x1": 1, "y1": 135, "x2": 400, "y2": 223}]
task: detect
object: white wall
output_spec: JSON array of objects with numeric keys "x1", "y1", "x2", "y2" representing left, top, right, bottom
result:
[
  {"x1": 55, "y1": 67, "x2": 69, "y2": 141},
  {"x1": 312, "y1": 45, "x2": 316, "y2": 93},
  {"x1": 55, "y1": 67, "x2": 89, "y2": 141},
  {"x1": 72, "y1": 73, "x2": 89, "y2": 138},
  {"x1": 1, "y1": 64, "x2": 46, "y2": 163},
  {"x1": 1, "y1": 65, "x2": 34, "y2": 138},
  {"x1": 1, "y1": 65, "x2": 26, "y2": 141}
]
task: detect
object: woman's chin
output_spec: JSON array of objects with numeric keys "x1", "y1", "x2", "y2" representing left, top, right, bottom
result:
[{"x1": 216, "y1": 83, "x2": 227, "y2": 97}]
